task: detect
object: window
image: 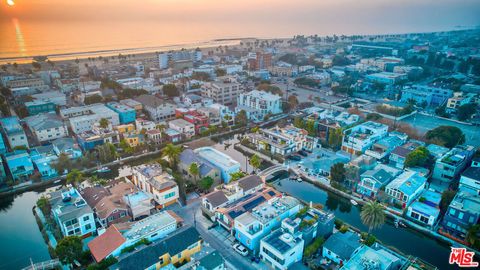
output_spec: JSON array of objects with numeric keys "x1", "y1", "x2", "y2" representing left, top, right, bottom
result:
[
  {"x1": 85, "y1": 224, "x2": 92, "y2": 230},
  {"x1": 83, "y1": 216, "x2": 90, "y2": 221}
]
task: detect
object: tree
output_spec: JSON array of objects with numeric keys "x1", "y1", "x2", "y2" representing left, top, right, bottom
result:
[
  {"x1": 328, "y1": 128, "x2": 343, "y2": 150},
  {"x1": 96, "y1": 143, "x2": 117, "y2": 163},
  {"x1": 84, "y1": 94, "x2": 103, "y2": 105},
  {"x1": 466, "y1": 224, "x2": 480, "y2": 250},
  {"x1": 426, "y1": 126, "x2": 465, "y2": 148},
  {"x1": 440, "y1": 190, "x2": 456, "y2": 213},
  {"x1": 162, "y1": 84, "x2": 179, "y2": 97},
  {"x1": 235, "y1": 110, "x2": 247, "y2": 126},
  {"x1": 229, "y1": 171, "x2": 247, "y2": 181},
  {"x1": 287, "y1": 95, "x2": 299, "y2": 111},
  {"x1": 330, "y1": 163, "x2": 346, "y2": 184},
  {"x1": 189, "y1": 162, "x2": 200, "y2": 182},
  {"x1": 198, "y1": 176, "x2": 214, "y2": 192},
  {"x1": 161, "y1": 143, "x2": 182, "y2": 169},
  {"x1": 36, "y1": 196, "x2": 51, "y2": 216},
  {"x1": 404, "y1": 146, "x2": 429, "y2": 168},
  {"x1": 249, "y1": 154, "x2": 262, "y2": 172},
  {"x1": 52, "y1": 153, "x2": 73, "y2": 175},
  {"x1": 215, "y1": 68, "x2": 226, "y2": 77},
  {"x1": 56, "y1": 236, "x2": 83, "y2": 265},
  {"x1": 360, "y1": 201, "x2": 385, "y2": 233},
  {"x1": 293, "y1": 117, "x2": 304, "y2": 129},
  {"x1": 99, "y1": 118, "x2": 109, "y2": 128},
  {"x1": 66, "y1": 169, "x2": 83, "y2": 186},
  {"x1": 32, "y1": 61, "x2": 42, "y2": 70},
  {"x1": 457, "y1": 103, "x2": 477, "y2": 121},
  {"x1": 304, "y1": 237, "x2": 324, "y2": 258}
]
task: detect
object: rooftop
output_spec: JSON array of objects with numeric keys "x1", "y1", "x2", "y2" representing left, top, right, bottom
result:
[
  {"x1": 195, "y1": 147, "x2": 240, "y2": 170},
  {"x1": 122, "y1": 211, "x2": 177, "y2": 241},
  {"x1": 262, "y1": 228, "x2": 303, "y2": 254},
  {"x1": 387, "y1": 171, "x2": 427, "y2": 196}
]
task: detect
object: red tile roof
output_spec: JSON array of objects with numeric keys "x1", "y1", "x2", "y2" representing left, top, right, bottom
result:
[{"x1": 88, "y1": 225, "x2": 126, "y2": 262}]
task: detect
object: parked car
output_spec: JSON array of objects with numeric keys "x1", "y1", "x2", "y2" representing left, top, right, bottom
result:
[
  {"x1": 250, "y1": 256, "x2": 260, "y2": 263},
  {"x1": 233, "y1": 243, "x2": 249, "y2": 256},
  {"x1": 298, "y1": 150, "x2": 308, "y2": 157},
  {"x1": 288, "y1": 155, "x2": 302, "y2": 161}
]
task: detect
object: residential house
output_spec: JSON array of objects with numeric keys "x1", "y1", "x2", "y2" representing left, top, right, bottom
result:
[
  {"x1": 30, "y1": 146, "x2": 58, "y2": 179},
  {"x1": 60, "y1": 104, "x2": 120, "y2": 134},
  {"x1": 0, "y1": 117, "x2": 29, "y2": 150},
  {"x1": 179, "y1": 148, "x2": 221, "y2": 184},
  {"x1": 305, "y1": 108, "x2": 360, "y2": 143},
  {"x1": 322, "y1": 231, "x2": 361, "y2": 265},
  {"x1": 356, "y1": 164, "x2": 401, "y2": 198},
  {"x1": 135, "y1": 94, "x2": 176, "y2": 122},
  {"x1": 388, "y1": 140, "x2": 425, "y2": 169},
  {"x1": 24, "y1": 113, "x2": 68, "y2": 143},
  {"x1": 120, "y1": 99, "x2": 143, "y2": 115},
  {"x1": 135, "y1": 118, "x2": 156, "y2": 132},
  {"x1": 440, "y1": 192, "x2": 480, "y2": 240},
  {"x1": 385, "y1": 170, "x2": 427, "y2": 208},
  {"x1": 145, "y1": 129, "x2": 162, "y2": 145},
  {"x1": 193, "y1": 147, "x2": 240, "y2": 183},
  {"x1": 340, "y1": 243, "x2": 407, "y2": 270},
  {"x1": 52, "y1": 137, "x2": 82, "y2": 159},
  {"x1": 432, "y1": 145, "x2": 475, "y2": 184},
  {"x1": 124, "y1": 191, "x2": 155, "y2": 220},
  {"x1": 406, "y1": 189, "x2": 442, "y2": 227},
  {"x1": 31, "y1": 91, "x2": 67, "y2": 107},
  {"x1": 364, "y1": 133, "x2": 407, "y2": 161},
  {"x1": 236, "y1": 90, "x2": 283, "y2": 122},
  {"x1": 49, "y1": 186, "x2": 96, "y2": 237},
  {"x1": 163, "y1": 128, "x2": 183, "y2": 143},
  {"x1": 88, "y1": 211, "x2": 179, "y2": 263},
  {"x1": 365, "y1": 72, "x2": 407, "y2": 85},
  {"x1": 25, "y1": 100, "x2": 56, "y2": 116},
  {"x1": 106, "y1": 102, "x2": 136, "y2": 124},
  {"x1": 459, "y1": 165, "x2": 480, "y2": 196},
  {"x1": 342, "y1": 121, "x2": 388, "y2": 155},
  {"x1": 4, "y1": 150, "x2": 34, "y2": 181},
  {"x1": 131, "y1": 164, "x2": 179, "y2": 208},
  {"x1": 233, "y1": 195, "x2": 301, "y2": 253},
  {"x1": 248, "y1": 125, "x2": 319, "y2": 157},
  {"x1": 259, "y1": 225, "x2": 304, "y2": 270},
  {"x1": 76, "y1": 126, "x2": 120, "y2": 151},
  {"x1": 168, "y1": 119, "x2": 195, "y2": 138},
  {"x1": 111, "y1": 226, "x2": 202, "y2": 270}
]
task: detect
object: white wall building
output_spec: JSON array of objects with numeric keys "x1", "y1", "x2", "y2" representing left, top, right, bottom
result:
[
  {"x1": 168, "y1": 119, "x2": 195, "y2": 138},
  {"x1": 60, "y1": 104, "x2": 120, "y2": 134},
  {"x1": 236, "y1": 90, "x2": 283, "y2": 122}
]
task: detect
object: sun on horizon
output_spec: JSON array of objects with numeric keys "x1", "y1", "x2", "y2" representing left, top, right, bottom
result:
[{"x1": 7, "y1": 0, "x2": 15, "y2": 6}]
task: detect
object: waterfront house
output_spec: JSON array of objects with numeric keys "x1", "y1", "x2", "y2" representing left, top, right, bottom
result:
[
  {"x1": 130, "y1": 164, "x2": 179, "y2": 209},
  {"x1": 322, "y1": 231, "x2": 361, "y2": 265},
  {"x1": 163, "y1": 128, "x2": 183, "y2": 143},
  {"x1": 88, "y1": 211, "x2": 179, "y2": 263},
  {"x1": 259, "y1": 225, "x2": 304, "y2": 270},
  {"x1": 30, "y1": 146, "x2": 58, "y2": 179},
  {"x1": 106, "y1": 102, "x2": 136, "y2": 124},
  {"x1": 111, "y1": 226, "x2": 202, "y2": 270},
  {"x1": 340, "y1": 243, "x2": 407, "y2": 270},
  {"x1": 406, "y1": 189, "x2": 442, "y2": 227},
  {"x1": 236, "y1": 90, "x2": 282, "y2": 122},
  {"x1": 201, "y1": 175, "x2": 264, "y2": 217},
  {"x1": 385, "y1": 170, "x2": 427, "y2": 208},
  {"x1": 52, "y1": 137, "x2": 82, "y2": 159},
  {"x1": 76, "y1": 125, "x2": 120, "y2": 151},
  {"x1": 459, "y1": 165, "x2": 480, "y2": 196},
  {"x1": 168, "y1": 118, "x2": 195, "y2": 138},
  {"x1": 388, "y1": 140, "x2": 425, "y2": 169},
  {"x1": 194, "y1": 147, "x2": 241, "y2": 183},
  {"x1": 145, "y1": 129, "x2": 162, "y2": 145},
  {"x1": 24, "y1": 113, "x2": 69, "y2": 143},
  {"x1": 440, "y1": 192, "x2": 480, "y2": 240},
  {"x1": 233, "y1": 195, "x2": 301, "y2": 253},
  {"x1": 364, "y1": 133, "x2": 407, "y2": 161},
  {"x1": 179, "y1": 148, "x2": 221, "y2": 184},
  {"x1": 356, "y1": 164, "x2": 401, "y2": 198},
  {"x1": 432, "y1": 145, "x2": 475, "y2": 184},
  {"x1": 248, "y1": 125, "x2": 319, "y2": 157},
  {"x1": 0, "y1": 116, "x2": 29, "y2": 150},
  {"x1": 341, "y1": 121, "x2": 388, "y2": 155},
  {"x1": 134, "y1": 118, "x2": 156, "y2": 132},
  {"x1": 5, "y1": 150, "x2": 34, "y2": 181},
  {"x1": 49, "y1": 186, "x2": 97, "y2": 237}
]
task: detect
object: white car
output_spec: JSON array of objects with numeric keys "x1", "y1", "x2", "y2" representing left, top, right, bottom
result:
[{"x1": 233, "y1": 243, "x2": 249, "y2": 256}]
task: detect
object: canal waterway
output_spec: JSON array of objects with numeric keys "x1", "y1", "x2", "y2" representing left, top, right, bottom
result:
[{"x1": 273, "y1": 178, "x2": 457, "y2": 270}]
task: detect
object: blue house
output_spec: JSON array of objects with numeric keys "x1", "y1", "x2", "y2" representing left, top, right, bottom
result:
[
  {"x1": 440, "y1": 192, "x2": 480, "y2": 240},
  {"x1": 406, "y1": 189, "x2": 441, "y2": 227},
  {"x1": 5, "y1": 150, "x2": 34, "y2": 181},
  {"x1": 30, "y1": 146, "x2": 58, "y2": 179},
  {"x1": 52, "y1": 138, "x2": 82, "y2": 159},
  {"x1": 106, "y1": 102, "x2": 136, "y2": 124},
  {"x1": 0, "y1": 133, "x2": 7, "y2": 154},
  {"x1": 356, "y1": 164, "x2": 400, "y2": 198},
  {"x1": 322, "y1": 231, "x2": 361, "y2": 265}
]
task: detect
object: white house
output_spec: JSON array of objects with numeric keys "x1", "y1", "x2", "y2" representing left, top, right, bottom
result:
[
  {"x1": 168, "y1": 119, "x2": 195, "y2": 138},
  {"x1": 236, "y1": 90, "x2": 282, "y2": 122}
]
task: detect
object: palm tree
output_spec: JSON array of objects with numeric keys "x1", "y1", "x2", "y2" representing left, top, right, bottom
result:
[
  {"x1": 161, "y1": 143, "x2": 182, "y2": 170},
  {"x1": 189, "y1": 162, "x2": 200, "y2": 183},
  {"x1": 249, "y1": 154, "x2": 262, "y2": 173},
  {"x1": 360, "y1": 201, "x2": 385, "y2": 233},
  {"x1": 66, "y1": 169, "x2": 83, "y2": 187}
]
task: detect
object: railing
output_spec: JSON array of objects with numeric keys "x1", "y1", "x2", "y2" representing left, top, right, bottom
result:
[{"x1": 21, "y1": 259, "x2": 61, "y2": 270}]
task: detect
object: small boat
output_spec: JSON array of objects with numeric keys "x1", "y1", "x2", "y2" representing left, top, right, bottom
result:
[
  {"x1": 54, "y1": 179, "x2": 61, "y2": 184},
  {"x1": 96, "y1": 167, "x2": 111, "y2": 173},
  {"x1": 297, "y1": 178, "x2": 303, "y2": 182},
  {"x1": 394, "y1": 219, "x2": 399, "y2": 228},
  {"x1": 350, "y1": 199, "x2": 358, "y2": 206},
  {"x1": 290, "y1": 175, "x2": 298, "y2": 181}
]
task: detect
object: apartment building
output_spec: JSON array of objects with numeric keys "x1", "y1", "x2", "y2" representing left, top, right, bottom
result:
[
  {"x1": 0, "y1": 116, "x2": 29, "y2": 150},
  {"x1": 134, "y1": 94, "x2": 176, "y2": 122},
  {"x1": 60, "y1": 104, "x2": 120, "y2": 134},
  {"x1": 432, "y1": 145, "x2": 475, "y2": 183},
  {"x1": 236, "y1": 90, "x2": 283, "y2": 122},
  {"x1": 24, "y1": 113, "x2": 69, "y2": 143},
  {"x1": 202, "y1": 76, "x2": 244, "y2": 105},
  {"x1": 341, "y1": 121, "x2": 388, "y2": 155}
]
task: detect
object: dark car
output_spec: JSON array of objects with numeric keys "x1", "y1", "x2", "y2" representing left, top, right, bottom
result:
[
  {"x1": 298, "y1": 150, "x2": 308, "y2": 157},
  {"x1": 250, "y1": 256, "x2": 260, "y2": 263},
  {"x1": 288, "y1": 155, "x2": 302, "y2": 161}
]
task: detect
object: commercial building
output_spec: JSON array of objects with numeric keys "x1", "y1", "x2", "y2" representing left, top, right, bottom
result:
[
  {"x1": 49, "y1": 187, "x2": 97, "y2": 237},
  {"x1": 131, "y1": 164, "x2": 179, "y2": 208},
  {"x1": 247, "y1": 52, "x2": 272, "y2": 70},
  {"x1": 202, "y1": 77, "x2": 244, "y2": 106},
  {"x1": 60, "y1": 104, "x2": 120, "y2": 134},
  {"x1": 106, "y1": 102, "x2": 136, "y2": 124},
  {"x1": 400, "y1": 85, "x2": 453, "y2": 107},
  {"x1": 341, "y1": 121, "x2": 388, "y2": 155},
  {"x1": 236, "y1": 90, "x2": 282, "y2": 122},
  {"x1": 365, "y1": 72, "x2": 407, "y2": 85},
  {"x1": 195, "y1": 147, "x2": 241, "y2": 183}
]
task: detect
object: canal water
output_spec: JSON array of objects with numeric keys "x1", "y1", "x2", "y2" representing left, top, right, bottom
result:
[
  {"x1": 0, "y1": 192, "x2": 51, "y2": 270},
  {"x1": 273, "y1": 178, "x2": 457, "y2": 270}
]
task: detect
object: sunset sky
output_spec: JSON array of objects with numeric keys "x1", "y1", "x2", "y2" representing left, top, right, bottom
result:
[{"x1": 2, "y1": 0, "x2": 479, "y2": 26}]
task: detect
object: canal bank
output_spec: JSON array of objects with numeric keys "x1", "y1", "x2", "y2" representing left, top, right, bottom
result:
[{"x1": 272, "y1": 178, "x2": 459, "y2": 270}]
